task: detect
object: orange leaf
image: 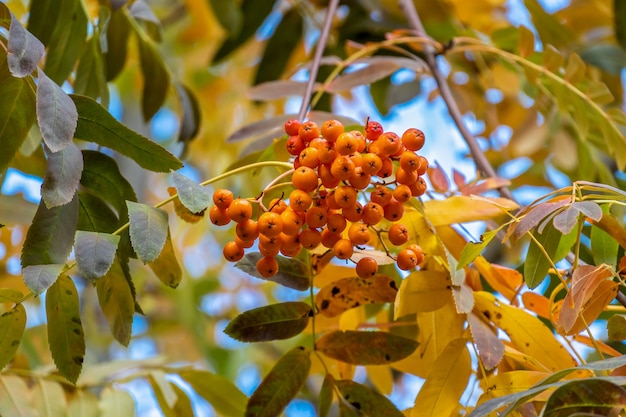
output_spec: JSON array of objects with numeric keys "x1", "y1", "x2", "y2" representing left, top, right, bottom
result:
[
  {"x1": 556, "y1": 280, "x2": 619, "y2": 335},
  {"x1": 474, "y1": 257, "x2": 522, "y2": 301},
  {"x1": 522, "y1": 292, "x2": 550, "y2": 319},
  {"x1": 424, "y1": 196, "x2": 518, "y2": 226},
  {"x1": 426, "y1": 161, "x2": 449, "y2": 193},
  {"x1": 573, "y1": 335, "x2": 623, "y2": 357}
]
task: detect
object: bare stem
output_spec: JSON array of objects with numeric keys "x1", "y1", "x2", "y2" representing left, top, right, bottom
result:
[
  {"x1": 397, "y1": 0, "x2": 514, "y2": 202},
  {"x1": 297, "y1": 0, "x2": 341, "y2": 121}
]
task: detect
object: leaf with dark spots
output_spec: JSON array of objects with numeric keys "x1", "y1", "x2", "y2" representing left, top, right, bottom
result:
[
  {"x1": 224, "y1": 302, "x2": 311, "y2": 342},
  {"x1": 0, "y1": 304, "x2": 26, "y2": 371},
  {"x1": 148, "y1": 230, "x2": 182, "y2": 288},
  {"x1": 96, "y1": 257, "x2": 134, "y2": 346},
  {"x1": 315, "y1": 275, "x2": 397, "y2": 318},
  {"x1": 236, "y1": 253, "x2": 311, "y2": 290},
  {"x1": 334, "y1": 379, "x2": 403, "y2": 417},
  {"x1": 7, "y1": 9, "x2": 45, "y2": 77},
  {"x1": 316, "y1": 331, "x2": 418, "y2": 365}
]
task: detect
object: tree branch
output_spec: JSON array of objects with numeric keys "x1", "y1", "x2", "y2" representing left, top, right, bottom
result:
[
  {"x1": 297, "y1": 0, "x2": 340, "y2": 121},
  {"x1": 398, "y1": 0, "x2": 515, "y2": 202}
]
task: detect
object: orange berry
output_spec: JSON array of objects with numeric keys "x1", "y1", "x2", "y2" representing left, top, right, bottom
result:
[
  {"x1": 223, "y1": 241, "x2": 244, "y2": 262},
  {"x1": 348, "y1": 222, "x2": 371, "y2": 246},
  {"x1": 406, "y1": 244, "x2": 425, "y2": 265},
  {"x1": 361, "y1": 153, "x2": 383, "y2": 175},
  {"x1": 281, "y1": 208, "x2": 304, "y2": 235},
  {"x1": 300, "y1": 228, "x2": 322, "y2": 250},
  {"x1": 417, "y1": 156, "x2": 429, "y2": 176},
  {"x1": 399, "y1": 151, "x2": 420, "y2": 172},
  {"x1": 333, "y1": 238, "x2": 354, "y2": 260},
  {"x1": 334, "y1": 186, "x2": 358, "y2": 209},
  {"x1": 396, "y1": 167, "x2": 418, "y2": 185},
  {"x1": 342, "y1": 202, "x2": 363, "y2": 222},
  {"x1": 393, "y1": 184, "x2": 412, "y2": 203},
  {"x1": 396, "y1": 249, "x2": 418, "y2": 270},
  {"x1": 351, "y1": 130, "x2": 367, "y2": 153},
  {"x1": 269, "y1": 198, "x2": 288, "y2": 214},
  {"x1": 236, "y1": 219, "x2": 259, "y2": 241},
  {"x1": 348, "y1": 167, "x2": 370, "y2": 190},
  {"x1": 409, "y1": 177, "x2": 427, "y2": 197},
  {"x1": 305, "y1": 206, "x2": 328, "y2": 229},
  {"x1": 388, "y1": 223, "x2": 409, "y2": 245},
  {"x1": 259, "y1": 242, "x2": 280, "y2": 257},
  {"x1": 280, "y1": 233, "x2": 301, "y2": 252},
  {"x1": 365, "y1": 120, "x2": 383, "y2": 141},
  {"x1": 213, "y1": 189, "x2": 234, "y2": 210},
  {"x1": 284, "y1": 119, "x2": 301, "y2": 136},
  {"x1": 258, "y1": 212, "x2": 283, "y2": 237},
  {"x1": 371, "y1": 185, "x2": 393, "y2": 206},
  {"x1": 235, "y1": 235, "x2": 254, "y2": 249},
  {"x1": 356, "y1": 257, "x2": 378, "y2": 278},
  {"x1": 347, "y1": 152, "x2": 363, "y2": 169},
  {"x1": 330, "y1": 155, "x2": 356, "y2": 181},
  {"x1": 259, "y1": 234, "x2": 283, "y2": 251},
  {"x1": 326, "y1": 213, "x2": 347, "y2": 233},
  {"x1": 289, "y1": 189, "x2": 312, "y2": 212},
  {"x1": 319, "y1": 164, "x2": 341, "y2": 188},
  {"x1": 361, "y1": 202, "x2": 384, "y2": 226},
  {"x1": 280, "y1": 244, "x2": 302, "y2": 258},
  {"x1": 312, "y1": 139, "x2": 337, "y2": 164},
  {"x1": 298, "y1": 120, "x2": 320, "y2": 143},
  {"x1": 256, "y1": 256, "x2": 279, "y2": 277},
  {"x1": 401, "y1": 128, "x2": 425, "y2": 151},
  {"x1": 298, "y1": 147, "x2": 320, "y2": 168},
  {"x1": 377, "y1": 157, "x2": 394, "y2": 178},
  {"x1": 209, "y1": 205, "x2": 231, "y2": 226},
  {"x1": 321, "y1": 119, "x2": 344, "y2": 142},
  {"x1": 335, "y1": 132, "x2": 359, "y2": 155},
  {"x1": 321, "y1": 228, "x2": 342, "y2": 249},
  {"x1": 227, "y1": 199, "x2": 253, "y2": 223},
  {"x1": 292, "y1": 166, "x2": 319, "y2": 192},
  {"x1": 377, "y1": 132, "x2": 402, "y2": 156},
  {"x1": 286, "y1": 135, "x2": 306, "y2": 156},
  {"x1": 383, "y1": 199, "x2": 404, "y2": 221},
  {"x1": 325, "y1": 189, "x2": 341, "y2": 210}
]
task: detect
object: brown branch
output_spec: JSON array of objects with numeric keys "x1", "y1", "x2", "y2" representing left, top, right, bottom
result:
[
  {"x1": 297, "y1": 0, "x2": 340, "y2": 121},
  {"x1": 398, "y1": 0, "x2": 515, "y2": 202}
]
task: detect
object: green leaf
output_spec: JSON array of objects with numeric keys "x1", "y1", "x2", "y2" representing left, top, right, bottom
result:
[
  {"x1": 67, "y1": 390, "x2": 99, "y2": 417},
  {"x1": 254, "y1": 9, "x2": 303, "y2": 85},
  {"x1": 0, "y1": 289, "x2": 23, "y2": 303},
  {"x1": 80, "y1": 150, "x2": 137, "y2": 222},
  {"x1": 148, "y1": 230, "x2": 182, "y2": 288},
  {"x1": 335, "y1": 379, "x2": 403, "y2": 417},
  {"x1": 169, "y1": 171, "x2": 211, "y2": 213},
  {"x1": 579, "y1": 43, "x2": 626, "y2": 75},
  {"x1": 224, "y1": 301, "x2": 311, "y2": 342},
  {"x1": 411, "y1": 338, "x2": 471, "y2": 417},
  {"x1": 21, "y1": 192, "x2": 78, "y2": 267},
  {"x1": 0, "y1": 48, "x2": 37, "y2": 173},
  {"x1": 27, "y1": 0, "x2": 63, "y2": 45},
  {"x1": 319, "y1": 374, "x2": 334, "y2": 417},
  {"x1": 607, "y1": 315, "x2": 626, "y2": 340},
  {"x1": 524, "y1": 0, "x2": 574, "y2": 48},
  {"x1": 615, "y1": 0, "x2": 626, "y2": 52},
  {"x1": 0, "y1": 304, "x2": 26, "y2": 370},
  {"x1": 99, "y1": 387, "x2": 135, "y2": 417},
  {"x1": 43, "y1": 0, "x2": 88, "y2": 84},
  {"x1": 74, "y1": 231, "x2": 120, "y2": 280},
  {"x1": 77, "y1": 191, "x2": 119, "y2": 233},
  {"x1": 236, "y1": 252, "x2": 311, "y2": 290},
  {"x1": 176, "y1": 83, "x2": 201, "y2": 144},
  {"x1": 36, "y1": 69, "x2": 78, "y2": 152},
  {"x1": 72, "y1": 95, "x2": 182, "y2": 172},
  {"x1": 150, "y1": 373, "x2": 195, "y2": 417},
  {"x1": 46, "y1": 275, "x2": 85, "y2": 383},
  {"x1": 518, "y1": 25, "x2": 535, "y2": 57},
  {"x1": 75, "y1": 33, "x2": 110, "y2": 104},
  {"x1": 96, "y1": 257, "x2": 135, "y2": 346},
  {"x1": 32, "y1": 378, "x2": 68, "y2": 417},
  {"x1": 591, "y1": 206, "x2": 619, "y2": 267},
  {"x1": 22, "y1": 264, "x2": 64, "y2": 294},
  {"x1": 316, "y1": 330, "x2": 419, "y2": 365},
  {"x1": 126, "y1": 201, "x2": 169, "y2": 263},
  {"x1": 0, "y1": 194, "x2": 37, "y2": 227},
  {"x1": 7, "y1": 10, "x2": 45, "y2": 77},
  {"x1": 179, "y1": 369, "x2": 247, "y2": 417},
  {"x1": 129, "y1": 0, "x2": 162, "y2": 41},
  {"x1": 212, "y1": 0, "x2": 276, "y2": 62},
  {"x1": 105, "y1": 8, "x2": 131, "y2": 81},
  {"x1": 543, "y1": 379, "x2": 626, "y2": 417},
  {"x1": 209, "y1": 0, "x2": 243, "y2": 37},
  {"x1": 458, "y1": 229, "x2": 500, "y2": 269},
  {"x1": 523, "y1": 222, "x2": 562, "y2": 289},
  {"x1": 42, "y1": 142, "x2": 84, "y2": 208},
  {"x1": 0, "y1": 375, "x2": 39, "y2": 417},
  {"x1": 246, "y1": 346, "x2": 311, "y2": 417}
]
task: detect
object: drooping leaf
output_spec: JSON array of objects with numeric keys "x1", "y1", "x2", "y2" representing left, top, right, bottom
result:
[
  {"x1": 96, "y1": 257, "x2": 134, "y2": 346},
  {"x1": 458, "y1": 229, "x2": 500, "y2": 269},
  {"x1": 167, "y1": 187, "x2": 205, "y2": 223},
  {"x1": 42, "y1": 141, "x2": 84, "y2": 208},
  {"x1": 254, "y1": 9, "x2": 303, "y2": 85},
  {"x1": 518, "y1": 25, "x2": 535, "y2": 57},
  {"x1": 327, "y1": 60, "x2": 410, "y2": 94},
  {"x1": 75, "y1": 31, "x2": 110, "y2": 104},
  {"x1": 0, "y1": 304, "x2": 26, "y2": 370},
  {"x1": 104, "y1": 8, "x2": 131, "y2": 81},
  {"x1": 246, "y1": 346, "x2": 311, "y2": 417},
  {"x1": 451, "y1": 283, "x2": 475, "y2": 314},
  {"x1": 46, "y1": 275, "x2": 85, "y2": 383},
  {"x1": 591, "y1": 206, "x2": 619, "y2": 266},
  {"x1": 543, "y1": 379, "x2": 626, "y2": 417},
  {"x1": 317, "y1": 331, "x2": 418, "y2": 365},
  {"x1": 176, "y1": 83, "x2": 201, "y2": 144},
  {"x1": 209, "y1": 0, "x2": 242, "y2": 37},
  {"x1": 148, "y1": 370, "x2": 177, "y2": 411},
  {"x1": 72, "y1": 95, "x2": 182, "y2": 172},
  {"x1": 319, "y1": 374, "x2": 334, "y2": 417},
  {"x1": 335, "y1": 379, "x2": 403, "y2": 417},
  {"x1": 21, "y1": 192, "x2": 78, "y2": 267},
  {"x1": 236, "y1": 252, "x2": 310, "y2": 290},
  {"x1": 468, "y1": 312, "x2": 504, "y2": 370},
  {"x1": 148, "y1": 230, "x2": 182, "y2": 288},
  {"x1": 67, "y1": 390, "x2": 99, "y2": 417},
  {"x1": 42, "y1": 0, "x2": 88, "y2": 84},
  {"x1": 0, "y1": 48, "x2": 37, "y2": 173},
  {"x1": 22, "y1": 264, "x2": 64, "y2": 294},
  {"x1": 522, "y1": 291, "x2": 550, "y2": 319},
  {"x1": 247, "y1": 80, "x2": 314, "y2": 101},
  {"x1": 411, "y1": 338, "x2": 471, "y2": 417},
  {"x1": 0, "y1": 375, "x2": 38, "y2": 417},
  {"x1": 7, "y1": 10, "x2": 45, "y2": 77},
  {"x1": 99, "y1": 387, "x2": 135, "y2": 417},
  {"x1": 36, "y1": 69, "x2": 78, "y2": 152},
  {"x1": 224, "y1": 301, "x2": 311, "y2": 342},
  {"x1": 77, "y1": 191, "x2": 119, "y2": 233},
  {"x1": 524, "y1": 222, "x2": 563, "y2": 289},
  {"x1": 26, "y1": 0, "x2": 62, "y2": 45},
  {"x1": 608, "y1": 315, "x2": 626, "y2": 340},
  {"x1": 126, "y1": 201, "x2": 169, "y2": 263},
  {"x1": 74, "y1": 231, "x2": 120, "y2": 280},
  {"x1": 512, "y1": 197, "x2": 571, "y2": 240},
  {"x1": 129, "y1": 0, "x2": 161, "y2": 41},
  {"x1": 135, "y1": 30, "x2": 170, "y2": 121},
  {"x1": 32, "y1": 378, "x2": 68, "y2": 417},
  {"x1": 169, "y1": 171, "x2": 212, "y2": 214},
  {"x1": 424, "y1": 195, "x2": 518, "y2": 226},
  {"x1": 395, "y1": 271, "x2": 451, "y2": 317},
  {"x1": 316, "y1": 275, "x2": 398, "y2": 318},
  {"x1": 80, "y1": 150, "x2": 137, "y2": 221},
  {"x1": 552, "y1": 206, "x2": 579, "y2": 234},
  {"x1": 179, "y1": 369, "x2": 247, "y2": 417}
]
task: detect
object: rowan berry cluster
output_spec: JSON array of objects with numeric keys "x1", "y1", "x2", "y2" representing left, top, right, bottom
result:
[{"x1": 209, "y1": 119, "x2": 427, "y2": 278}]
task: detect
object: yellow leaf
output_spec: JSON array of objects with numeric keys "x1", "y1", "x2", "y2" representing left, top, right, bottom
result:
[
  {"x1": 315, "y1": 275, "x2": 398, "y2": 318},
  {"x1": 475, "y1": 292, "x2": 576, "y2": 371},
  {"x1": 401, "y1": 210, "x2": 441, "y2": 259},
  {"x1": 339, "y1": 307, "x2": 365, "y2": 331},
  {"x1": 480, "y1": 370, "x2": 549, "y2": 400},
  {"x1": 366, "y1": 365, "x2": 394, "y2": 395},
  {"x1": 411, "y1": 339, "x2": 471, "y2": 417},
  {"x1": 424, "y1": 196, "x2": 518, "y2": 226},
  {"x1": 474, "y1": 257, "x2": 523, "y2": 301},
  {"x1": 313, "y1": 263, "x2": 355, "y2": 289},
  {"x1": 394, "y1": 271, "x2": 452, "y2": 318}
]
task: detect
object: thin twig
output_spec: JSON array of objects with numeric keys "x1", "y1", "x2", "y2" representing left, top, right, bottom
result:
[
  {"x1": 297, "y1": 0, "x2": 340, "y2": 121},
  {"x1": 397, "y1": 0, "x2": 515, "y2": 202}
]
